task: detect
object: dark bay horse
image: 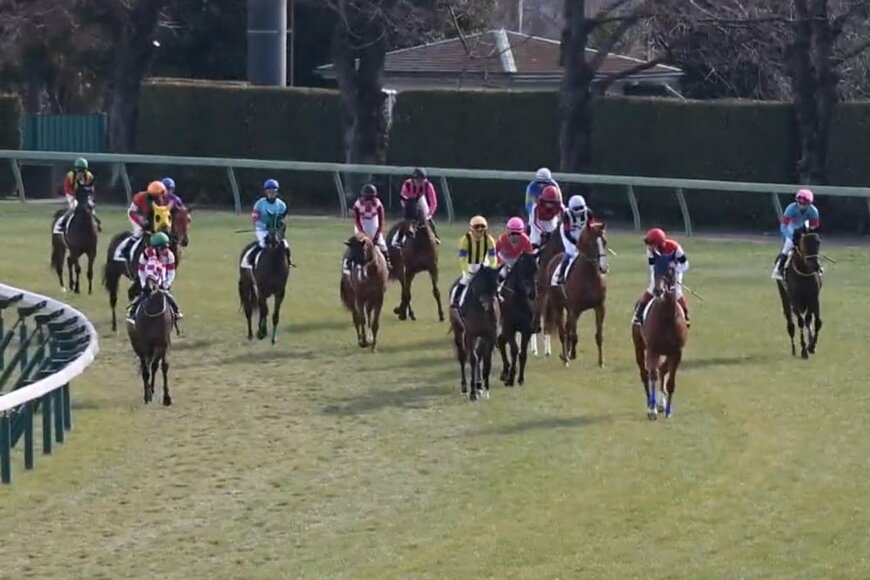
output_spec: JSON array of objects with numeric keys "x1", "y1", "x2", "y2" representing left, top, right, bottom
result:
[
  {"x1": 340, "y1": 235, "x2": 389, "y2": 351},
  {"x1": 386, "y1": 197, "x2": 444, "y2": 322},
  {"x1": 542, "y1": 222, "x2": 609, "y2": 367},
  {"x1": 238, "y1": 220, "x2": 290, "y2": 343},
  {"x1": 127, "y1": 280, "x2": 173, "y2": 406},
  {"x1": 632, "y1": 262, "x2": 688, "y2": 420},
  {"x1": 104, "y1": 204, "x2": 178, "y2": 332},
  {"x1": 530, "y1": 230, "x2": 562, "y2": 356},
  {"x1": 449, "y1": 267, "x2": 500, "y2": 401},
  {"x1": 498, "y1": 252, "x2": 538, "y2": 386},
  {"x1": 51, "y1": 187, "x2": 98, "y2": 294},
  {"x1": 776, "y1": 227, "x2": 823, "y2": 358}
]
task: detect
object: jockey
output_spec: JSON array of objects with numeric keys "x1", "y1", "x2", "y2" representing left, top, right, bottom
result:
[
  {"x1": 496, "y1": 217, "x2": 534, "y2": 282},
  {"x1": 451, "y1": 215, "x2": 498, "y2": 310},
  {"x1": 772, "y1": 188, "x2": 821, "y2": 280},
  {"x1": 121, "y1": 180, "x2": 166, "y2": 260},
  {"x1": 399, "y1": 167, "x2": 440, "y2": 243},
  {"x1": 60, "y1": 157, "x2": 102, "y2": 231},
  {"x1": 248, "y1": 178, "x2": 290, "y2": 267},
  {"x1": 524, "y1": 167, "x2": 559, "y2": 218},
  {"x1": 352, "y1": 183, "x2": 391, "y2": 269},
  {"x1": 161, "y1": 177, "x2": 188, "y2": 211},
  {"x1": 632, "y1": 227, "x2": 690, "y2": 327},
  {"x1": 127, "y1": 232, "x2": 183, "y2": 323},
  {"x1": 552, "y1": 195, "x2": 593, "y2": 286},
  {"x1": 529, "y1": 184, "x2": 564, "y2": 253}
]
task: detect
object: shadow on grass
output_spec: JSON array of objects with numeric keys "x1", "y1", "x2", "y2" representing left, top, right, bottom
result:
[
  {"x1": 322, "y1": 384, "x2": 446, "y2": 415},
  {"x1": 681, "y1": 354, "x2": 769, "y2": 370},
  {"x1": 476, "y1": 415, "x2": 613, "y2": 436},
  {"x1": 173, "y1": 337, "x2": 222, "y2": 352},
  {"x1": 281, "y1": 319, "x2": 349, "y2": 334},
  {"x1": 374, "y1": 336, "x2": 452, "y2": 355}
]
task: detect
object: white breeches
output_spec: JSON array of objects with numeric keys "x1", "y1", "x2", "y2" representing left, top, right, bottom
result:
[
  {"x1": 560, "y1": 230, "x2": 579, "y2": 258},
  {"x1": 66, "y1": 194, "x2": 76, "y2": 209},
  {"x1": 417, "y1": 197, "x2": 430, "y2": 218},
  {"x1": 530, "y1": 224, "x2": 556, "y2": 247},
  {"x1": 648, "y1": 271, "x2": 684, "y2": 299},
  {"x1": 255, "y1": 229, "x2": 268, "y2": 248},
  {"x1": 130, "y1": 220, "x2": 144, "y2": 238},
  {"x1": 354, "y1": 225, "x2": 387, "y2": 254},
  {"x1": 781, "y1": 237, "x2": 795, "y2": 255}
]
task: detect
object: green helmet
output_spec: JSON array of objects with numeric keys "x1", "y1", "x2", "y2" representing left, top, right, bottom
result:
[
  {"x1": 73, "y1": 158, "x2": 88, "y2": 170},
  {"x1": 150, "y1": 232, "x2": 170, "y2": 247}
]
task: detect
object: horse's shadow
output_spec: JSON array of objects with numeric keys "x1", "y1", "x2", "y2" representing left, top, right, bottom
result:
[
  {"x1": 283, "y1": 319, "x2": 350, "y2": 335},
  {"x1": 473, "y1": 414, "x2": 614, "y2": 436},
  {"x1": 681, "y1": 354, "x2": 768, "y2": 370},
  {"x1": 322, "y1": 384, "x2": 446, "y2": 416}
]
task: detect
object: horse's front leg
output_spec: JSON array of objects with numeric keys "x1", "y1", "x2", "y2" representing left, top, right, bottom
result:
[
  {"x1": 67, "y1": 256, "x2": 78, "y2": 294},
  {"x1": 86, "y1": 251, "x2": 95, "y2": 294},
  {"x1": 517, "y1": 331, "x2": 530, "y2": 386},
  {"x1": 664, "y1": 351, "x2": 681, "y2": 418},
  {"x1": 780, "y1": 293, "x2": 796, "y2": 356},
  {"x1": 482, "y1": 343, "x2": 493, "y2": 398},
  {"x1": 369, "y1": 301, "x2": 383, "y2": 352},
  {"x1": 406, "y1": 272, "x2": 418, "y2": 321},
  {"x1": 149, "y1": 357, "x2": 160, "y2": 403},
  {"x1": 506, "y1": 333, "x2": 518, "y2": 386},
  {"x1": 428, "y1": 267, "x2": 444, "y2": 322},
  {"x1": 161, "y1": 356, "x2": 172, "y2": 406},
  {"x1": 808, "y1": 299, "x2": 823, "y2": 355},
  {"x1": 795, "y1": 309, "x2": 809, "y2": 359},
  {"x1": 256, "y1": 293, "x2": 269, "y2": 340},
  {"x1": 645, "y1": 350, "x2": 660, "y2": 420},
  {"x1": 468, "y1": 350, "x2": 479, "y2": 401},
  {"x1": 594, "y1": 304, "x2": 605, "y2": 368},
  {"x1": 568, "y1": 310, "x2": 581, "y2": 361},
  {"x1": 271, "y1": 291, "x2": 285, "y2": 345},
  {"x1": 140, "y1": 355, "x2": 151, "y2": 404},
  {"x1": 497, "y1": 331, "x2": 510, "y2": 384}
]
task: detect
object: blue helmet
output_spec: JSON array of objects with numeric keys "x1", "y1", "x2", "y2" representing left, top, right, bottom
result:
[
  {"x1": 264, "y1": 179, "x2": 279, "y2": 191},
  {"x1": 161, "y1": 177, "x2": 175, "y2": 190}
]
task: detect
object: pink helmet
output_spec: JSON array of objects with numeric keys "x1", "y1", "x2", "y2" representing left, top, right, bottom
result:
[
  {"x1": 506, "y1": 217, "x2": 525, "y2": 233},
  {"x1": 796, "y1": 189, "x2": 814, "y2": 204}
]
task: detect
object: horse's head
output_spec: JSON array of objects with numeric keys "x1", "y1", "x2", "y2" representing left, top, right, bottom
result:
[
  {"x1": 506, "y1": 251, "x2": 538, "y2": 304},
  {"x1": 73, "y1": 186, "x2": 93, "y2": 209},
  {"x1": 652, "y1": 260, "x2": 677, "y2": 299},
  {"x1": 579, "y1": 221, "x2": 609, "y2": 274},
  {"x1": 170, "y1": 203, "x2": 191, "y2": 248},
  {"x1": 469, "y1": 266, "x2": 500, "y2": 314},
  {"x1": 151, "y1": 203, "x2": 173, "y2": 234},
  {"x1": 795, "y1": 227, "x2": 822, "y2": 275}
]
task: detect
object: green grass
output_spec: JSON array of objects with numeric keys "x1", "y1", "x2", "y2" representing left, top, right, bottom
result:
[{"x1": 1, "y1": 202, "x2": 870, "y2": 579}]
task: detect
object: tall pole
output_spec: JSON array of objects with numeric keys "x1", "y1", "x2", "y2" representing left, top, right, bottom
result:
[
  {"x1": 289, "y1": 0, "x2": 295, "y2": 86},
  {"x1": 247, "y1": 0, "x2": 288, "y2": 86}
]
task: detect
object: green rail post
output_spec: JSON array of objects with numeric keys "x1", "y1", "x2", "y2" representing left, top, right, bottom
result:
[
  {"x1": 1, "y1": 413, "x2": 10, "y2": 484},
  {"x1": 24, "y1": 402, "x2": 34, "y2": 470},
  {"x1": 42, "y1": 392, "x2": 52, "y2": 455},
  {"x1": 53, "y1": 388, "x2": 64, "y2": 444},
  {"x1": 18, "y1": 319, "x2": 27, "y2": 372},
  {"x1": 771, "y1": 193, "x2": 783, "y2": 219},
  {"x1": 62, "y1": 384, "x2": 72, "y2": 431}
]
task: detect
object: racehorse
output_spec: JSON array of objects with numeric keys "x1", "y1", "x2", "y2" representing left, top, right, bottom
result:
[
  {"x1": 386, "y1": 196, "x2": 445, "y2": 322},
  {"x1": 541, "y1": 221, "x2": 609, "y2": 367},
  {"x1": 51, "y1": 187, "x2": 98, "y2": 294},
  {"x1": 238, "y1": 216, "x2": 290, "y2": 343},
  {"x1": 127, "y1": 278, "x2": 173, "y2": 406},
  {"x1": 104, "y1": 204, "x2": 177, "y2": 332},
  {"x1": 631, "y1": 261, "x2": 688, "y2": 420},
  {"x1": 497, "y1": 252, "x2": 538, "y2": 386},
  {"x1": 776, "y1": 226, "x2": 823, "y2": 359},
  {"x1": 340, "y1": 234, "x2": 389, "y2": 351},
  {"x1": 449, "y1": 266, "x2": 500, "y2": 401},
  {"x1": 530, "y1": 230, "x2": 562, "y2": 357}
]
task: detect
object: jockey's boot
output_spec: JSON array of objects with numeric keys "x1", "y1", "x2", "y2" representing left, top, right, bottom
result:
[
  {"x1": 126, "y1": 295, "x2": 142, "y2": 324},
  {"x1": 428, "y1": 219, "x2": 441, "y2": 244},
  {"x1": 451, "y1": 283, "x2": 464, "y2": 310},
  {"x1": 92, "y1": 211, "x2": 103, "y2": 232},
  {"x1": 554, "y1": 257, "x2": 570, "y2": 286},
  {"x1": 678, "y1": 296, "x2": 690, "y2": 328},
  {"x1": 771, "y1": 253, "x2": 786, "y2": 280},
  {"x1": 633, "y1": 293, "x2": 653, "y2": 326},
  {"x1": 285, "y1": 246, "x2": 292, "y2": 267},
  {"x1": 166, "y1": 294, "x2": 184, "y2": 320}
]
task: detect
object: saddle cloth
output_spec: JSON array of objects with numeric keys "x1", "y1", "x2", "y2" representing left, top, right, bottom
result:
[
  {"x1": 52, "y1": 214, "x2": 68, "y2": 235},
  {"x1": 550, "y1": 254, "x2": 579, "y2": 285}
]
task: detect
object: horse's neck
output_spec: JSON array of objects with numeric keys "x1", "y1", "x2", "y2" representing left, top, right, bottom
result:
[
  {"x1": 71, "y1": 209, "x2": 95, "y2": 233},
  {"x1": 651, "y1": 294, "x2": 679, "y2": 324}
]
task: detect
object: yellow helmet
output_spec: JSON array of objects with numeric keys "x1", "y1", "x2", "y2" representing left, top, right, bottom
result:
[
  {"x1": 469, "y1": 215, "x2": 488, "y2": 229},
  {"x1": 147, "y1": 181, "x2": 167, "y2": 196}
]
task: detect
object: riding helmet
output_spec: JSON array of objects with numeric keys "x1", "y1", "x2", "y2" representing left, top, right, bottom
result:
[
  {"x1": 74, "y1": 158, "x2": 88, "y2": 170},
  {"x1": 147, "y1": 181, "x2": 167, "y2": 196},
  {"x1": 264, "y1": 179, "x2": 280, "y2": 191},
  {"x1": 150, "y1": 232, "x2": 170, "y2": 247}
]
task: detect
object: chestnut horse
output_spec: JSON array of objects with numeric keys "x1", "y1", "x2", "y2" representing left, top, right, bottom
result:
[
  {"x1": 449, "y1": 267, "x2": 500, "y2": 401},
  {"x1": 776, "y1": 227, "x2": 823, "y2": 358},
  {"x1": 530, "y1": 231, "x2": 561, "y2": 357},
  {"x1": 542, "y1": 222, "x2": 609, "y2": 366},
  {"x1": 340, "y1": 234, "x2": 389, "y2": 351},
  {"x1": 497, "y1": 252, "x2": 538, "y2": 386},
  {"x1": 386, "y1": 197, "x2": 445, "y2": 322},
  {"x1": 631, "y1": 262, "x2": 688, "y2": 420}
]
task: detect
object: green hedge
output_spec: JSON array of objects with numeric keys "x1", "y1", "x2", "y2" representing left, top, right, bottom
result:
[
  {"x1": 0, "y1": 95, "x2": 22, "y2": 196},
  {"x1": 136, "y1": 79, "x2": 343, "y2": 208}
]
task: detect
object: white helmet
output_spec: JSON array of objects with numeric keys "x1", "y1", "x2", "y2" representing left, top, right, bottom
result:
[
  {"x1": 535, "y1": 167, "x2": 552, "y2": 181},
  {"x1": 568, "y1": 195, "x2": 586, "y2": 212}
]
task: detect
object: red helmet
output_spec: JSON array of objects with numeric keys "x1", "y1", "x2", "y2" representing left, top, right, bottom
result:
[
  {"x1": 644, "y1": 228, "x2": 667, "y2": 247},
  {"x1": 540, "y1": 185, "x2": 562, "y2": 205}
]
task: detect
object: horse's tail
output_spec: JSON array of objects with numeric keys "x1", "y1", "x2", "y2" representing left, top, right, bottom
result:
[
  {"x1": 50, "y1": 238, "x2": 65, "y2": 273},
  {"x1": 238, "y1": 275, "x2": 258, "y2": 315},
  {"x1": 102, "y1": 261, "x2": 117, "y2": 293}
]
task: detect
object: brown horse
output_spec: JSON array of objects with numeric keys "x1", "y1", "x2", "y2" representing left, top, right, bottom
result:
[
  {"x1": 51, "y1": 187, "x2": 98, "y2": 294},
  {"x1": 340, "y1": 234, "x2": 389, "y2": 351},
  {"x1": 386, "y1": 197, "x2": 445, "y2": 322},
  {"x1": 530, "y1": 230, "x2": 562, "y2": 357},
  {"x1": 542, "y1": 222, "x2": 609, "y2": 366},
  {"x1": 127, "y1": 279, "x2": 173, "y2": 406},
  {"x1": 632, "y1": 262, "x2": 688, "y2": 420},
  {"x1": 449, "y1": 266, "x2": 500, "y2": 401},
  {"x1": 776, "y1": 227, "x2": 823, "y2": 358},
  {"x1": 238, "y1": 217, "x2": 290, "y2": 344},
  {"x1": 104, "y1": 203, "x2": 179, "y2": 332},
  {"x1": 497, "y1": 252, "x2": 538, "y2": 386}
]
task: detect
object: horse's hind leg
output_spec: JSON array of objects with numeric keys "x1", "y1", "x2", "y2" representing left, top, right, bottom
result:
[
  {"x1": 498, "y1": 331, "x2": 510, "y2": 384},
  {"x1": 594, "y1": 304, "x2": 606, "y2": 368},
  {"x1": 67, "y1": 256, "x2": 79, "y2": 294},
  {"x1": 664, "y1": 351, "x2": 681, "y2": 418},
  {"x1": 517, "y1": 332, "x2": 530, "y2": 386},
  {"x1": 140, "y1": 356, "x2": 151, "y2": 404},
  {"x1": 482, "y1": 345, "x2": 493, "y2": 398},
  {"x1": 161, "y1": 356, "x2": 172, "y2": 406},
  {"x1": 149, "y1": 357, "x2": 160, "y2": 403},
  {"x1": 86, "y1": 251, "x2": 95, "y2": 294},
  {"x1": 369, "y1": 302, "x2": 383, "y2": 352},
  {"x1": 429, "y1": 267, "x2": 444, "y2": 322},
  {"x1": 406, "y1": 272, "x2": 418, "y2": 321},
  {"x1": 779, "y1": 287, "x2": 796, "y2": 355},
  {"x1": 795, "y1": 310, "x2": 809, "y2": 359},
  {"x1": 256, "y1": 293, "x2": 269, "y2": 340},
  {"x1": 52, "y1": 244, "x2": 66, "y2": 291},
  {"x1": 808, "y1": 300, "x2": 822, "y2": 354},
  {"x1": 454, "y1": 329, "x2": 468, "y2": 394},
  {"x1": 271, "y1": 291, "x2": 285, "y2": 345}
]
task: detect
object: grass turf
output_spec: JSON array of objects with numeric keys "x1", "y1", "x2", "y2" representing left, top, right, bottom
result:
[{"x1": 1, "y1": 202, "x2": 870, "y2": 579}]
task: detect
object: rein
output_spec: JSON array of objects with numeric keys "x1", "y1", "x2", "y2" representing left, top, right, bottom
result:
[
  {"x1": 144, "y1": 290, "x2": 167, "y2": 318},
  {"x1": 791, "y1": 242, "x2": 822, "y2": 279}
]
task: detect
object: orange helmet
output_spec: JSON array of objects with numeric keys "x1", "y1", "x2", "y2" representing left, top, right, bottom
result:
[
  {"x1": 540, "y1": 185, "x2": 562, "y2": 205},
  {"x1": 147, "y1": 181, "x2": 167, "y2": 196},
  {"x1": 644, "y1": 228, "x2": 667, "y2": 247}
]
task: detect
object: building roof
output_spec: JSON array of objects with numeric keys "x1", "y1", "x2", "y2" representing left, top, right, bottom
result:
[{"x1": 317, "y1": 29, "x2": 683, "y2": 82}]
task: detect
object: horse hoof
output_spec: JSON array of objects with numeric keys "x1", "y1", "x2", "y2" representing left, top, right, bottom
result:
[
  {"x1": 647, "y1": 410, "x2": 658, "y2": 421},
  {"x1": 439, "y1": 314, "x2": 445, "y2": 322},
  {"x1": 393, "y1": 307, "x2": 402, "y2": 315},
  {"x1": 409, "y1": 313, "x2": 416, "y2": 321},
  {"x1": 483, "y1": 390, "x2": 490, "y2": 399},
  {"x1": 517, "y1": 378, "x2": 524, "y2": 386},
  {"x1": 358, "y1": 340, "x2": 368, "y2": 348},
  {"x1": 461, "y1": 384, "x2": 468, "y2": 394},
  {"x1": 656, "y1": 404, "x2": 665, "y2": 414},
  {"x1": 801, "y1": 351, "x2": 809, "y2": 359},
  {"x1": 163, "y1": 397, "x2": 172, "y2": 406},
  {"x1": 61, "y1": 287, "x2": 67, "y2": 293},
  {"x1": 397, "y1": 313, "x2": 407, "y2": 321}
]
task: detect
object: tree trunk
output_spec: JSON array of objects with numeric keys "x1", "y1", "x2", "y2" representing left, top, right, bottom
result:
[
  {"x1": 331, "y1": 21, "x2": 388, "y2": 199},
  {"x1": 107, "y1": 0, "x2": 165, "y2": 153},
  {"x1": 558, "y1": 0, "x2": 594, "y2": 193}
]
